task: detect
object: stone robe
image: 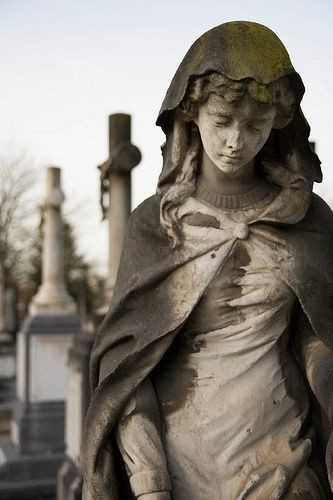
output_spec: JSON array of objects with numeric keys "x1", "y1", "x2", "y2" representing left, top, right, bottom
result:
[{"x1": 81, "y1": 183, "x2": 333, "y2": 499}]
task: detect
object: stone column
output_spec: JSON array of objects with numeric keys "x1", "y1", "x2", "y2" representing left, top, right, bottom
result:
[
  {"x1": 0, "y1": 167, "x2": 81, "y2": 500},
  {"x1": 58, "y1": 114, "x2": 141, "y2": 500},
  {"x1": 101, "y1": 114, "x2": 141, "y2": 301},
  {"x1": 30, "y1": 167, "x2": 75, "y2": 315}
]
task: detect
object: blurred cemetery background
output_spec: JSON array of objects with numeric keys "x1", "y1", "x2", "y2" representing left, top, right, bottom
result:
[{"x1": 0, "y1": 0, "x2": 332, "y2": 498}]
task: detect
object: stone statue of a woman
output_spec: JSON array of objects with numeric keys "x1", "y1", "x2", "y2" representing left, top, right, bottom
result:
[{"x1": 81, "y1": 22, "x2": 333, "y2": 499}]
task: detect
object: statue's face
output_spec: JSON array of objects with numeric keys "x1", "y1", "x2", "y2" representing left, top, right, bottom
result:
[{"x1": 194, "y1": 93, "x2": 276, "y2": 176}]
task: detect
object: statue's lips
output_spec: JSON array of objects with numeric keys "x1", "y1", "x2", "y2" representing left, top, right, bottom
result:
[{"x1": 220, "y1": 154, "x2": 242, "y2": 161}]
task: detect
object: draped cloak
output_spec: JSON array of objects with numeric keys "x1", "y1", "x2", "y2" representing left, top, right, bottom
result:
[
  {"x1": 81, "y1": 21, "x2": 332, "y2": 499},
  {"x1": 81, "y1": 189, "x2": 333, "y2": 500}
]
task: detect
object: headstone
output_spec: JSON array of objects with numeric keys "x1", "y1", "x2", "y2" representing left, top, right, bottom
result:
[
  {"x1": 0, "y1": 167, "x2": 81, "y2": 500},
  {"x1": 57, "y1": 114, "x2": 141, "y2": 500},
  {"x1": 0, "y1": 267, "x2": 15, "y2": 383},
  {"x1": 0, "y1": 267, "x2": 16, "y2": 440},
  {"x1": 57, "y1": 326, "x2": 94, "y2": 500}
]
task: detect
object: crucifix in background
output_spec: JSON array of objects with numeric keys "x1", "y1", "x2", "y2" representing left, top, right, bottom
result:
[{"x1": 98, "y1": 113, "x2": 141, "y2": 304}]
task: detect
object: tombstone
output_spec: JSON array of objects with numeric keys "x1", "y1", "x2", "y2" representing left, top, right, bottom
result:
[
  {"x1": 0, "y1": 267, "x2": 15, "y2": 383},
  {"x1": 57, "y1": 114, "x2": 141, "y2": 500},
  {"x1": 0, "y1": 167, "x2": 81, "y2": 500},
  {"x1": 0, "y1": 267, "x2": 16, "y2": 439},
  {"x1": 56, "y1": 326, "x2": 94, "y2": 500}
]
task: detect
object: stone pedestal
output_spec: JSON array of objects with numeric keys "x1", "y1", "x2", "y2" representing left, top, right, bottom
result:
[
  {"x1": 0, "y1": 271, "x2": 15, "y2": 382},
  {"x1": 0, "y1": 333, "x2": 16, "y2": 443},
  {"x1": 0, "y1": 333, "x2": 15, "y2": 390},
  {"x1": 0, "y1": 167, "x2": 80, "y2": 499},
  {"x1": 57, "y1": 329, "x2": 95, "y2": 500},
  {"x1": 0, "y1": 315, "x2": 81, "y2": 499}
]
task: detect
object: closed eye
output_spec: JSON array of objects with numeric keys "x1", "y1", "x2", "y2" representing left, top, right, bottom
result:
[
  {"x1": 215, "y1": 119, "x2": 230, "y2": 127},
  {"x1": 211, "y1": 113, "x2": 232, "y2": 127},
  {"x1": 248, "y1": 123, "x2": 264, "y2": 132},
  {"x1": 248, "y1": 119, "x2": 267, "y2": 131}
]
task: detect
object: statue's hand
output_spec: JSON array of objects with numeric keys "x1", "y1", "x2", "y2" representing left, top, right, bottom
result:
[{"x1": 138, "y1": 493, "x2": 171, "y2": 500}]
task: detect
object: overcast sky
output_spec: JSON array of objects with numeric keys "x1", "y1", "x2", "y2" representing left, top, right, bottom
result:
[{"x1": 1, "y1": 0, "x2": 332, "y2": 273}]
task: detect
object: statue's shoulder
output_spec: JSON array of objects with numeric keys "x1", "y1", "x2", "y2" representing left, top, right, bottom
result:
[
  {"x1": 311, "y1": 192, "x2": 332, "y2": 213},
  {"x1": 130, "y1": 194, "x2": 160, "y2": 222},
  {"x1": 306, "y1": 193, "x2": 333, "y2": 227},
  {"x1": 118, "y1": 193, "x2": 170, "y2": 273},
  {"x1": 125, "y1": 193, "x2": 164, "y2": 243}
]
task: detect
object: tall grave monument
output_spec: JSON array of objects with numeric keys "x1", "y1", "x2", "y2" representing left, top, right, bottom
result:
[
  {"x1": 0, "y1": 167, "x2": 81, "y2": 499},
  {"x1": 58, "y1": 114, "x2": 141, "y2": 500},
  {"x1": 100, "y1": 113, "x2": 142, "y2": 304}
]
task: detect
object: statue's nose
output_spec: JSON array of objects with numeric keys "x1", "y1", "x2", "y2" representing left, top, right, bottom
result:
[{"x1": 227, "y1": 128, "x2": 244, "y2": 151}]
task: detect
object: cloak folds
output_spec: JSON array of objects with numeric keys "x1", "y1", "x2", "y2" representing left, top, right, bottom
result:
[{"x1": 81, "y1": 192, "x2": 333, "y2": 500}]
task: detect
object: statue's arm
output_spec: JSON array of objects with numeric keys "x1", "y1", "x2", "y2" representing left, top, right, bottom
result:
[
  {"x1": 294, "y1": 304, "x2": 333, "y2": 490},
  {"x1": 115, "y1": 377, "x2": 171, "y2": 500}
]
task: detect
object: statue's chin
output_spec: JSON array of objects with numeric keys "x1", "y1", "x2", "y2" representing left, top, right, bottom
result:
[{"x1": 214, "y1": 159, "x2": 249, "y2": 177}]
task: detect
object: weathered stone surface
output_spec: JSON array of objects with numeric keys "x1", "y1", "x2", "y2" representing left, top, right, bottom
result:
[
  {"x1": 98, "y1": 113, "x2": 141, "y2": 303},
  {"x1": 30, "y1": 167, "x2": 76, "y2": 316},
  {"x1": 81, "y1": 22, "x2": 332, "y2": 500}
]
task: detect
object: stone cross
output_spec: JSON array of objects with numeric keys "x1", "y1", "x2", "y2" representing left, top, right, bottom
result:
[
  {"x1": 30, "y1": 167, "x2": 75, "y2": 315},
  {"x1": 98, "y1": 114, "x2": 141, "y2": 300}
]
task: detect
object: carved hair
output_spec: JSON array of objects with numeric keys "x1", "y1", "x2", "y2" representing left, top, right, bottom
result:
[
  {"x1": 180, "y1": 73, "x2": 296, "y2": 128},
  {"x1": 159, "y1": 72, "x2": 296, "y2": 247}
]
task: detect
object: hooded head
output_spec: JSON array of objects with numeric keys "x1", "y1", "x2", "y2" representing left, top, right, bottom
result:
[
  {"x1": 157, "y1": 21, "x2": 305, "y2": 132},
  {"x1": 156, "y1": 21, "x2": 321, "y2": 246}
]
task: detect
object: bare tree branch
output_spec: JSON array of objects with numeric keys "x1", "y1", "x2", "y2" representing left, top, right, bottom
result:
[{"x1": 0, "y1": 147, "x2": 39, "y2": 286}]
